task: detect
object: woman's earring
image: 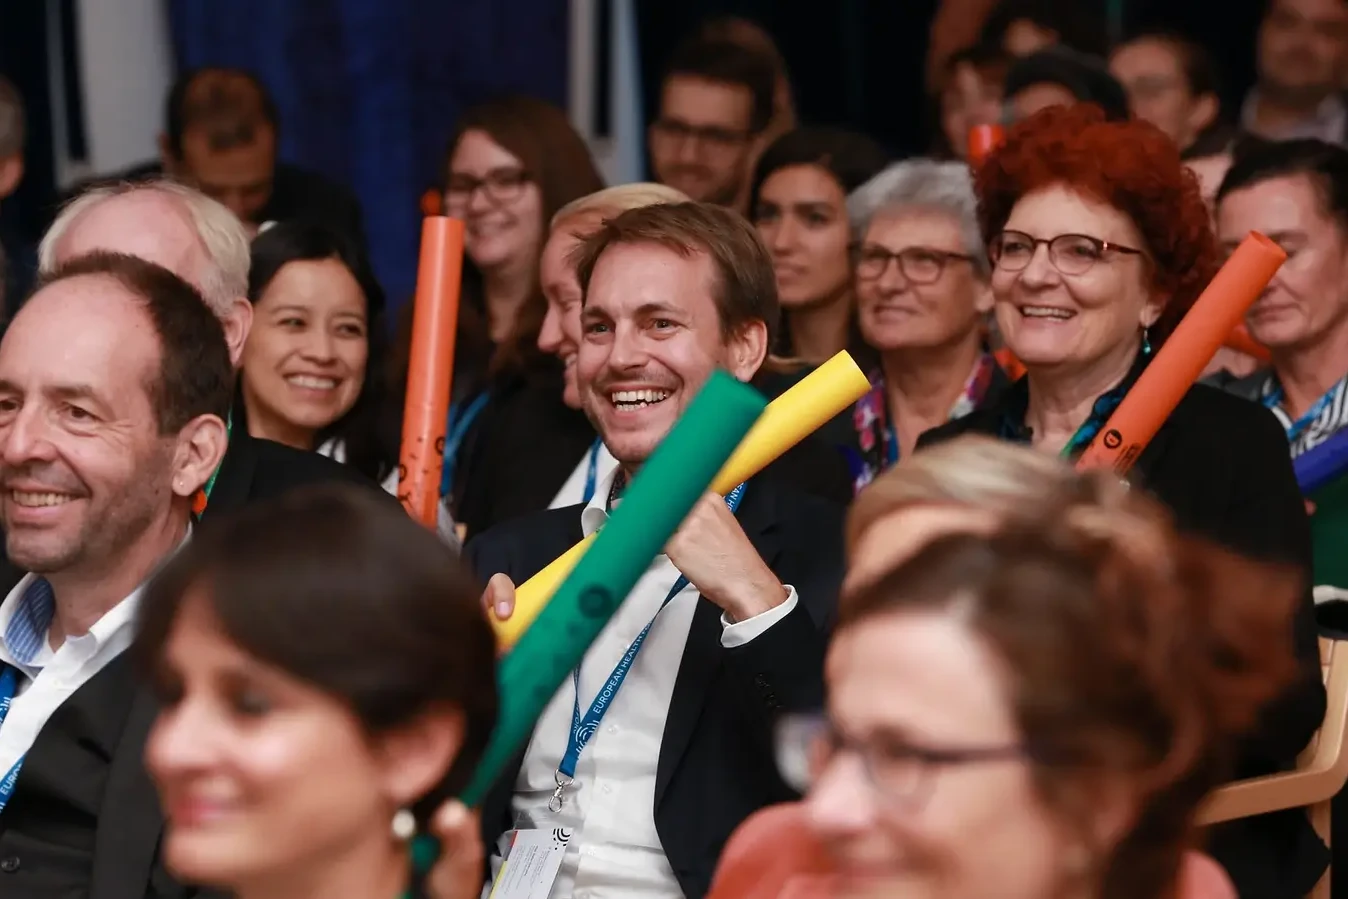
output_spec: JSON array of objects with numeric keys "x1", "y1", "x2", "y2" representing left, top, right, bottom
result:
[
  {"x1": 391, "y1": 808, "x2": 417, "y2": 842},
  {"x1": 1141, "y1": 326, "x2": 1153, "y2": 356}
]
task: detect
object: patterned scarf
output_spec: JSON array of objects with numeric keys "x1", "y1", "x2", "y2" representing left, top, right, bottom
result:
[
  {"x1": 847, "y1": 353, "x2": 1000, "y2": 494},
  {"x1": 1260, "y1": 371, "x2": 1348, "y2": 459}
]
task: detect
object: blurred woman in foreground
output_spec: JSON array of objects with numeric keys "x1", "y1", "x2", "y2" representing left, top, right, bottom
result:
[
  {"x1": 136, "y1": 486, "x2": 497, "y2": 899},
  {"x1": 710, "y1": 438, "x2": 1285, "y2": 899},
  {"x1": 804, "y1": 485, "x2": 1293, "y2": 899}
]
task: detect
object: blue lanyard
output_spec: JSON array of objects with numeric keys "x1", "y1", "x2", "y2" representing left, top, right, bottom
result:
[
  {"x1": 581, "y1": 438, "x2": 602, "y2": 505},
  {"x1": 0, "y1": 664, "x2": 24, "y2": 814},
  {"x1": 548, "y1": 481, "x2": 747, "y2": 812},
  {"x1": 1263, "y1": 383, "x2": 1336, "y2": 444},
  {"x1": 439, "y1": 391, "x2": 491, "y2": 498}
]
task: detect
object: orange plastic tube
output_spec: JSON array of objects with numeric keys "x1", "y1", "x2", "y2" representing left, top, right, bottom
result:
[
  {"x1": 398, "y1": 216, "x2": 465, "y2": 527},
  {"x1": 1077, "y1": 232, "x2": 1286, "y2": 474},
  {"x1": 967, "y1": 124, "x2": 1005, "y2": 167},
  {"x1": 1224, "y1": 321, "x2": 1272, "y2": 363}
]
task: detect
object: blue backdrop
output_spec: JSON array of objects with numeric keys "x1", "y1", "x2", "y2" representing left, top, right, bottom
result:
[{"x1": 168, "y1": 0, "x2": 569, "y2": 309}]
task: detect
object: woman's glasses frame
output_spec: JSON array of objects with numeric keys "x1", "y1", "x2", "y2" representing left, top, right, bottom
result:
[
  {"x1": 989, "y1": 230, "x2": 1145, "y2": 277},
  {"x1": 851, "y1": 242, "x2": 976, "y2": 285},
  {"x1": 443, "y1": 166, "x2": 533, "y2": 214},
  {"x1": 776, "y1": 713, "x2": 1030, "y2": 811}
]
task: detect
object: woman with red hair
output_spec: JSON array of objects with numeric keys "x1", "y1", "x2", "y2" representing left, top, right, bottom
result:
[{"x1": 920, "y1": 103, "x2": 1326, "y2": 896}]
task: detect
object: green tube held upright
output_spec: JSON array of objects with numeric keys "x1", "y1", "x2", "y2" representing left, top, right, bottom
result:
[{"x1": 459, "y1": 370, "x2": 767, "y2": 806}]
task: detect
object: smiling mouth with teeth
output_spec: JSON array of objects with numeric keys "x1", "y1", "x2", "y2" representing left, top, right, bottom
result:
[
  {"x1": 610, "y1": 388, "x2": 671, "y2": 410},
  {"x1": 286, "y1": 375, "x2": 339, "y2": 390},
  {"x1": 1020, "y1": 306, "x2": 1076, "y2": 321},
  {"x1": 10, "y1": 491, "x2": 75, "y2": 508}
]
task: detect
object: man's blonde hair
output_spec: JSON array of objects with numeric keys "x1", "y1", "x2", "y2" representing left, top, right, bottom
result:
[
  {"x1": 550, "y1": 182, "x2": 690, "y2": 231},
  {"x1": 39, "y1": 179, "x2": 250, "y2": 319}
]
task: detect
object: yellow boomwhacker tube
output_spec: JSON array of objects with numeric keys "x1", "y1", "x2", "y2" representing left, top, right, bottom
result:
[{"x1": 491, "y1": 351, "x2": 870, "y2": 648}]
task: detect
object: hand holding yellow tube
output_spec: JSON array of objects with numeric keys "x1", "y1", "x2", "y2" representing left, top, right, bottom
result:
[{"x1": 489, "y1": 351, "x2": 870, "y2": 649}]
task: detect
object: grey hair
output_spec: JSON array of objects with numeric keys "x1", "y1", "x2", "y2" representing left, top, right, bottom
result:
[
  {"x1": 847, "y1": 159, "x2": 989, "y2": 278},
  {"x1": 38, "y1": 179, "x2": 250, "y2": 319}
]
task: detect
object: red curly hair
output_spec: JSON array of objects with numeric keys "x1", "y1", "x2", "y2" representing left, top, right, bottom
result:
[{"x1": 976, "y1": 104, "x2": 1219, "y2": 345}]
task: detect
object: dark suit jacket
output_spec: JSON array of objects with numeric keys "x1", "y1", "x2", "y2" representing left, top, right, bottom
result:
[
  {"x1": 920, "y1": 380, "x2": 1330, "y2": 899},
  {"x1": 0, "y1": 434, "x2": 386, "y2": 899},
  {"x1": 465, "y1": 480, "x2": 845, "y2": 899}
]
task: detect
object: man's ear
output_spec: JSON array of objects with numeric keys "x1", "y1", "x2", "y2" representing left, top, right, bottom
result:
[
  {"x1": 220, "y1": 299, "x2": 254, "y2": 368},
  {"x1": 727, "y1": 319, "x2": 769, "y2": 383},
  {"x1": 171, "y1": 414, "x2": 230, "y2": 499}
]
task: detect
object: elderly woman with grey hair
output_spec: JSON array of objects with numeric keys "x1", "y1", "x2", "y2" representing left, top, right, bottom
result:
[{"x1": 843, "y1": 158, "x2": 1009, "y2": 491}]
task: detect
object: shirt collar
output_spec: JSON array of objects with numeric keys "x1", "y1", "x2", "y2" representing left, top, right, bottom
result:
[
  {"x1": 580, "y1": 462, "x2": 621, "y2": 538},
  {"x1": 0, "y1": 526, "x2": 192, "y2": 673}
]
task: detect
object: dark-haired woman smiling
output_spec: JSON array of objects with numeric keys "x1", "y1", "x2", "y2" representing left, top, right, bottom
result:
[
  {"x1": 750, "y1": 127, "x2": 889, "y2": 366},
  {"x1": 137, "y1": 486, "x2": 496, "y2": 899},
  {"x1": 239, "y1": 221, "x2": 392, "y2": 481}
]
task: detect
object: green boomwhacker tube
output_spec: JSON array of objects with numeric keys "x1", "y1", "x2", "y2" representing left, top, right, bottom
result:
[{"x1": 458, "y1": 370, "x2": 767, "y2": 806}]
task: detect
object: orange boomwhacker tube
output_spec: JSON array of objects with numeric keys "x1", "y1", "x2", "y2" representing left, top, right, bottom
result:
[
  {"x1": 967, "y1": 124, "x2": 1005, "y2": 167},
  {"x1": 1076, "y1": 232, "x2": 1286, "y2": 474},
  {"x1": 1224, "y1": 321, "x2": 1272, "y2": 362},
  {"x1": 398, "y1": 216, "x2": 465, "y2": 527}
]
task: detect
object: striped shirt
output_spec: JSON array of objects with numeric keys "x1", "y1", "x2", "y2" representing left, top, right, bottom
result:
[{"x1": 1261, "y1": 372, "x2": 1348, "y2": 458}]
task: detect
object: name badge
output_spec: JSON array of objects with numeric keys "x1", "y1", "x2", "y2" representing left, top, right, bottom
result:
[{"x1": 487, "y1": 828, "x2": 571, "y2": 899}]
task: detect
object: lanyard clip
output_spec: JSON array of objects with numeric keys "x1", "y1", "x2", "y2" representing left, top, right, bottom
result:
[{"x1": 549, "y1": 770, "x2": 574, "y2": 813}]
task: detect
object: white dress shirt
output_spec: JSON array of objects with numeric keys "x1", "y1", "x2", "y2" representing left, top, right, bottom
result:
[
  {"x1": 549, "y1": 440, "x2": 621, "y2": 510},
  {"x1": 0, "y1": 574, "x2": 144, "y2": 779},
  {"x1": 489, "y1": 467, "x2": 798, "y2": 899}
]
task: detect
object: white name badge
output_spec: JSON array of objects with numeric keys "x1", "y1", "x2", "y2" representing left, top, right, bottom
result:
[{"x1": 487, "y1": 828, "x2": 571, "y2": 899}]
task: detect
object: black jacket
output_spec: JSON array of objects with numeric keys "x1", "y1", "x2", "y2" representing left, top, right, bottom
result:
[
  {"x1": 465, "y1": 479, "x2": 845, "y2": 899},
  {"x1": 0, "y1": 434, "x2": 387, "y2": 899},
  {"x1": 920, "y1": 379, "x2": 1330, "y2": 899}
]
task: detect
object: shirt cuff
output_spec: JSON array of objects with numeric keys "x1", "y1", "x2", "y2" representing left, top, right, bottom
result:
[{"x1": 720, "y1": 586, "x2": 799, "y2": 648}]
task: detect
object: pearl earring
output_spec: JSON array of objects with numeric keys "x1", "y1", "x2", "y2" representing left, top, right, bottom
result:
[{"x1": 391, "y1": 808, "x2": 417, "y2": 841}]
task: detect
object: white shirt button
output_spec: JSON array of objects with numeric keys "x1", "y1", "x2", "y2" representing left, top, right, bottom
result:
[{"x1": 607, "y1": 724, "x2": 619, "y2": 734}]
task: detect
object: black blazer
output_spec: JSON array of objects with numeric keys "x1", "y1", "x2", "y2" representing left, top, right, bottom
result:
[
  {"x1": 465, "y1": 480, "x2": 845, "y2": 899},
  {"x1": 920, "y1": 380, "x2": 1330, "y2": 898},
  {"x1": 0, "y1": 434, "x2": 387, "y2": 899}
]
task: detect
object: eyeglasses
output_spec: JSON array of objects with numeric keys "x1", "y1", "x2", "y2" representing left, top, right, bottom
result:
[
  {"x1": 444, "y1": 166, "x2": 531, "y2": 212},
  {"x1": 651, "y1": 117, "x2": 752, "y2": 151},
  {"x1": 853, "y1": 243, "x2": 974, "y2": 285},
  {"x1": 776, "y1": 714, "x2": 1028, "y2": 810},
  {"x1": 989, "y1": 230, "x2": 1144, "y2": 276}
]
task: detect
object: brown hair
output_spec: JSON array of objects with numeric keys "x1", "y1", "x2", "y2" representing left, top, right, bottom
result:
[
  {"x1": 570, "y1": 201, "x2": 780, "y2": 351},
  {"x1": 447, "y1": 95, "x2": 606, "y2": 380},
  {"x1": 134, "y1": 484, "x2": 497, "y2": 828},
  {"x1": 839, "y1": 491, "x2": 1300, "y2": 899},
  {"x1": 38, "y1": 251, "x2": 234, "y2": 434}
]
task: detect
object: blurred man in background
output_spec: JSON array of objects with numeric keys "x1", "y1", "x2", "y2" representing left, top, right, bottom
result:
[
  {"x1": 1111, "y1": 31, "x2": 1223, "y2": 154},
  {"x1": 1242, "y1": 0, "x2": 1348, "y2": 143},
  {"x1": 648, "y1": 36, "x2": 776, "y2": 212},
  {"x1": 73, "y1": 68, "x2": 364, "y2": 244}
]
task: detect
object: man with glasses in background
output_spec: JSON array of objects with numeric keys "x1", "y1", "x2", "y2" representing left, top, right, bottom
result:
[{"x1": 648, "y1": 35, "x2": 777, "y2": 213}]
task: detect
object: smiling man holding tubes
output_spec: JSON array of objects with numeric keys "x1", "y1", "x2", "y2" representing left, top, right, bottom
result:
[{"x1": 463, "y1": 201, "x2": 855, "y2": 899}]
